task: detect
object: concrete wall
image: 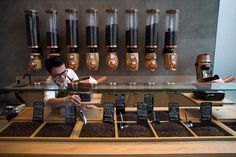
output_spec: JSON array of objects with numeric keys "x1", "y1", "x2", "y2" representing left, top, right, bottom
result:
[
  {"x1": 214, "y1": 0, "x2": 236, "y2": 79},
  {"x1": 0, "y1": 0, "x2": 219, "y2": 82}
]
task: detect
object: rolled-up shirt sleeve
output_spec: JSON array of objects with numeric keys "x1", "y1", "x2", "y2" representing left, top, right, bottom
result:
[{"x1": 68, "y1": 69, "x2": 79, "y2": 81}]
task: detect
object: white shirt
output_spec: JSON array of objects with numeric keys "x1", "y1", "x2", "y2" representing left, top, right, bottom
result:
[{"x1": 44, "y1": 68, "x2": 79, "y2": 104}]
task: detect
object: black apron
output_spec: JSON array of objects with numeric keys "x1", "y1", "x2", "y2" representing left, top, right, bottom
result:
[
  {"x1": 52, "y1": 76, "x2": 73, "y2": 98},
  {"x1": 51, "y1": 76, "x2": 74, "y2": 116}
]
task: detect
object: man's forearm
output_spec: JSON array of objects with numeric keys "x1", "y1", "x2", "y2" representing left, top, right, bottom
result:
[{"x1": 46, "y1": 97, "x2": 67, "y2": 109}]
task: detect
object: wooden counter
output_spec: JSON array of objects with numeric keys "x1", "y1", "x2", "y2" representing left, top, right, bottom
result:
[{"x1": 1, "y1": 95, "x2": 236, "y2": 156}]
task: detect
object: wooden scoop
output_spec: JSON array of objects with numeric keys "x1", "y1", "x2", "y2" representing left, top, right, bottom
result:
[
  {"x1": 69, "y1": 76, "x2": 108, "y2": 89},
  {"x1": 198, "y1": 75, "x2": 234, "y2": 83},
  {"x1": 214, "y1": 75, "x2": 235, "y2": 83},
  {"x1": 96, "y1": 76, "x2": 108, "y2": 84}
]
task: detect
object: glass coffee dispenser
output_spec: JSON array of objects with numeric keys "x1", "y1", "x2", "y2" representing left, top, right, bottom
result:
[
  {"x1": 46, "y1": 9, "x2": 60, "y2": 56},
  {"x1": 105, "y1": 8, "x2": 119, "y2": 71},
  {"x1": 145, "y1": 8, "x2": 160, "y2": 72},
  {"x1": 24, "y1": 9, "x2": 42, "y2": 71},
  {"x1": 65, "y1": 9, "x2": 79, "y2": 70},
  {"x1": 86, "y1": 8, "x2": 99, "y2": 71},
  {"x1": 163, "y1": 9, "x2": 179, "y2": 71},
  {"x1": 125, "y1": 9, "x2": 139, "y2": 71}
]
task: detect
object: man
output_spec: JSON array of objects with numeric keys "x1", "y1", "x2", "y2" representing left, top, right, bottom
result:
[{"x1": 44, "y1": 55, "x2": 81, "y2": 111}]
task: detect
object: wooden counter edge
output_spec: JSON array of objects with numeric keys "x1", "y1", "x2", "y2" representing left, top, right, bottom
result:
[{"x1": 0, "y1": 141, "x2": 236, "y2": 156}]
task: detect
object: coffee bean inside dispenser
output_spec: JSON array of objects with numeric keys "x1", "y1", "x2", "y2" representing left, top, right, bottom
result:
[
  {"x1": 165, "y1": 30, "x2": 177, "y2": 47},
  {"x1": 126, "y1": 28, "x2": 138, "y2": 47},
  {"x1": 106, "y1": 24, "x2": 118, "y2": 47},
  {"x1": 86, "y1": 26, "x2": 99, "y2": 47}
]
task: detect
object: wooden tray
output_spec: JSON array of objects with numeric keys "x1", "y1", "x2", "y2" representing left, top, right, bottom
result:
[{"x1": 0, "y1": 108, "x2": 236, "y2": 142}]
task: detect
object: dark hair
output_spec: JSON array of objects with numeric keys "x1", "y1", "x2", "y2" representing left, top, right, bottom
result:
[{"x1": 45, "y1": 55, "x2": 64, "y2": 73}]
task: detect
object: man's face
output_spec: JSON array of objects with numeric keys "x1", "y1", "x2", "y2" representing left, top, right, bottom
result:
[{"x1": 50, "y1": 64, "x2": 68, "y2": 84}]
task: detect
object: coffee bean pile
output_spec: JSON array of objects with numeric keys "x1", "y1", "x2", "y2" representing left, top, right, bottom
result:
[
  {"x1": 153, "y1": 122, "x2": 193, "y2": 137},
  {"x1": 79, "y1": 123, "x2": 115, "y2": 137},
  {"x1": 0, "y1": 122, "x2": 41, "y2": 137},
  {"x1": 36, "y1": 123, "x2": 75, "y2": 137},
  {"x1": 118, "y1": 124, "x2": 154, "y2": 137},
  {"x1": 148, "y1": 111, "x2": 170, "y2": 121},
  {"x1": 117, "y1": 112, "x2": 137, "y2": 121},
  {"x1": 191, "y1": 122, "x2": 231, "y2": 136}
]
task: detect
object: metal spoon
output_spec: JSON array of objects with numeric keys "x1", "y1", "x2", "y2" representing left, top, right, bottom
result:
[
  {"x1": 152, "y1": 111, "x2": 161, "y2": 126},
  {"x1": 185, "y1": 111, "x2": 193, "y2": 128},
  {"x1": 120, "y1": 112, "x2": 128, "y2": 130},
  {"x1": 76, "y1": 106, "x2": 87, "y2": 125}
]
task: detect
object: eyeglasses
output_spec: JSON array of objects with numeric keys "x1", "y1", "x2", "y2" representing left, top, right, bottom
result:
[{"x1": 51, "y1": 69, "x2": 68, "y2": 79}]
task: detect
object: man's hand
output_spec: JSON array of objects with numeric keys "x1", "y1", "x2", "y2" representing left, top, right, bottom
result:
[{"x1": 64, "y1": 94, "x2": 81, "y2": 106}]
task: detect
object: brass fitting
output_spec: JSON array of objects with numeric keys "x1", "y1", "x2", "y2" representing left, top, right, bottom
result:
[
  {"x1": 68, "y1": 53, "x2": 79, "y2": 70},
  {"x1": 145, "y1": 53, "x2": 157, "y2": 72},
  {"x1": 28, "y1": 53, "x2": 42, "y2": 71},
  {"x1": 126, "y1": 53, "x2": 139, "y2": 71},
  {"x1": 106, "y1": 52, "x2": 119, "y2": 71},
  {"x1": 86, "y1": 52, "x2": 99, "y2": 71},
  {"x1": 164, "y1": 52, "x2": 177, "y2": 71}
]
